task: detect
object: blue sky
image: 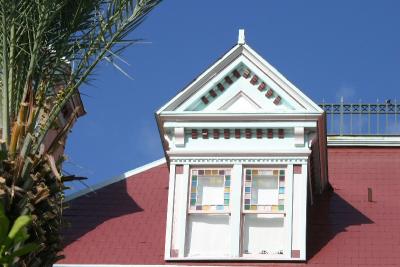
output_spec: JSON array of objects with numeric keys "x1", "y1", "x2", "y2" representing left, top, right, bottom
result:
[{"x1": 64, "y1": 0, "x2": 400, "y2": 193}]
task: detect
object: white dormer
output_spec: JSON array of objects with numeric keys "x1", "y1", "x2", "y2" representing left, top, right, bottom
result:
[{"x1": 156, "y1": 30, "x2": 328, "y2": 262}]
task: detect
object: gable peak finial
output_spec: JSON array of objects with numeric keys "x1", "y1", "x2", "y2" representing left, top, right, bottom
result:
[{"x1": 238, "y1": 29, "x2": 245, "y2": 45}]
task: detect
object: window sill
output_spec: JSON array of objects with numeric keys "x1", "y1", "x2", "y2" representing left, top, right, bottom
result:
[{"x1": 165, "y1": 254, "x2": 305, "y2": 261}]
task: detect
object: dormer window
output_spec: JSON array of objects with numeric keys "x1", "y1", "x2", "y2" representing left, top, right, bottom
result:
[{"x1": 157, "y1": 30, "x2": 328, "y2": 261}]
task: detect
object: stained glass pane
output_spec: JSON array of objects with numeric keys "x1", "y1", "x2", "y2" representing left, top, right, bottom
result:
[
  {"x1": 189, "y1": 168, "x2": 231, "y2": 212},
  {"x1": 243, "y1": 168, "x2": 285, "y2": 212}
]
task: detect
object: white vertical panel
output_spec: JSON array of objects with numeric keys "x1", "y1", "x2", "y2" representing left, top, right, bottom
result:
[
  {"x1": 164, "y1": 164, "x2": 176, "y2": 259},
  {"x1": 230, "y1": 164, "x2": 242, "y2": 257},
  {"x1": 299, "y1": 163, "x2": 308, "y2": 260},
  {"x1": 284, "y1": 164, "x2": 294, "y2": 258},
  {"x1": 178, "y1": 165, "x2": 190, "y2": 257}
]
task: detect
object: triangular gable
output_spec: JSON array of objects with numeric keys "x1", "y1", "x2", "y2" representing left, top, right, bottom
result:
[
  {"x1": 219, "y1": 91, "x2": 261, "y2": 112},
  {"x1": 157, "y1": 42, "x2": 323, "y2": 115}
]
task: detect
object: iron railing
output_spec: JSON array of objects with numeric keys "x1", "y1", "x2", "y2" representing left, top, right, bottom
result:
[{"x1": 319, "y1": 98, "x2": 400, "y2": 136}]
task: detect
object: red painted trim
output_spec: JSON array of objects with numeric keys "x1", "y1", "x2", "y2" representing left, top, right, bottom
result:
[
  {"x1": 224, "y1": 129, "x2": 230, "y2": 139},
  {"x1": 235, "y1": 129, "x2": 241, "y2": 138},
  {"x1": 258, "y1": 82, "x2": 266, "y2": 91},
  {"x1": 265, "y1": 89, "x2": 273, "y2": 98},
  {"x1": 267, "y1": 129, "x2": 273, "y2": 139},
  {"x1": 225, "y1": 76, "x2": 233, "y2": 84},
  {"x1": 213, "y1": 129, "x2": 220, "y2": 139},
  {"x1": 256, "y1": 129, "x2": 263, "y2": 139},
  {"x1": 191, "y1": 129, "x2": 198, "y2": 139},
  {"x1": 217, "y1": 83, "x2": 225, "y2": 92},
  {"x1": 209, "y1": 89, "x2": 217, "y2": 98},
  {"x1": 250, "y1": 75, "x2": 258, "y2": 85},
  {"x1": 278, "y1": 129, "x2": 285, "y2": 139},
  {"x1": 202, "y1": 129, "x2": 208, "y2": 139},
  {"x1": 293, "y1": 165, "x2": 302, "y2": 174},
  {"x1": 274, "y1": 96, "x2": 281, "y2": 105},
  {"x1": 245, "y1": 129, "x2": 252, "y2": 139}
]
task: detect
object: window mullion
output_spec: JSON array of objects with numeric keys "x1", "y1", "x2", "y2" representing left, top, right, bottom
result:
[
  {"x1": 177, "y1": 164, "x2": 190, "y2": 258},
  {"x1": 230, "y1": 164, "x2": 243, "y2": 257}
]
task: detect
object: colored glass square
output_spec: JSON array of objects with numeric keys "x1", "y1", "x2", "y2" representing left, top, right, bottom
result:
[
  {"x1": 280, "y1": 170, "x2": 285, "y2": 176},
  {"x1": 252, "y1": 170, "x2": 258, "y2": 175},
  {"x1": 224, "y1": 187, "x2": 230, "y2": 193},
  {"x1": 246, "y1": 175, "x2": 251, "y2": 181},
  {"x1": 271, "y1": 205, "x2": 278, "y2": 211},
  {"x1": 191, "y1": 193, "x2": 196, "y2": 199},
  {"x1": 246, "y1": 169, "x2": 251, "y2": 175},
  {"x1": 190, "y1": 199, "x2": 196, "y2": 205},
  {"x1": 219, "y1": 170, "x2": 225, "y2": 175},
  {"x1": 196, "y1": 206, "x2": 202, "y2": 210},
  {"x1": 251, "y1": 205, "x2": 257, "y2": 210},
  {"x1": 225, "y1": 180, "x2": 231, "y2": 186},
  {"x1": 279, "y1": 187, "x2": 285, "y2": 194},
  {"x1": 245, "y1": 205, "x2": 250, "y2": 210},
  {"x1": 198, "y1": 170, "x2": 204, "y2": 175},
  {"x1": 212, "y1": 170, "x2": 218, "y2": 175},
  {"x1": 225, "y1": 175, "x2": 231, "y2": 181},
  {"x1": 191, "y1": 187, "x2": 196, "y2": 193},
  {"x1": 245, "y1": 199, "x2": 250, "y2": 204},
  {"x1": 279, "y1": 205, "x2": 284, "y2": 211},
  {"x1": 192, "y1": 175, "x2": 197, "y2": 180},
  {"x1": 205, "y1": 170, "x2": 212, "y2": 175},
  {"x1": 279, "y1": 176, "x2": 285, "y2": 182},
  {"x1": 273, "y1": 170, "x2": 279, "y2": 175},
  {"x1": 245, "y1": 187, "x2": 251, "y2": 193},
  {"x1": 203, "y1": 205, "x2": 210, "y2": 210},
  {"x1": 224, "y1": 193, "x2": 230, "y2": 199},
  {"x1": 216, "y1": 205, "x2": 224, "y2": 210},
  {"x1": 224, "y1": 199, "x2": 230, "y2": 205}
]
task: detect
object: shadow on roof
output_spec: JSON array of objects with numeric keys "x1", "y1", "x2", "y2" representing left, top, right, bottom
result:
[
  {"x1": 62, "y1": 179, "x2": 142, "y2": 247},
  {"x1": 307, "y1": 190, "x2": 374, "y2": 260}
]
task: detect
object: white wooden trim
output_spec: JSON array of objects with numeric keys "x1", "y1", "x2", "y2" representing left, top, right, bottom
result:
[
  {"x1": 165, "y1": 255, "x2": 302, "y2": 261},
  {"x1": 300, "y1": 163, "x2": 308, "y2": 260},
  {"x1": 177, "y1": 165, "x2": 190, "y2": 257},
  {"x1": 156, "y1": 41, "x2": 323, "y2": 114},
  {"x1": 170, "y1": 157, "x2": 308, "y2": 165},
  {"x1": 327, "y1": 135, "x2": 400, "y2": 146},
  {"x1": 285, "y1": 164, "x2": 294, "y2": 258},
  {"x1": 163, "y1": 121, "x2": 317, "y2": 128},
  {"x1": 167, "y1": 150, "x2": 312, "y2": 157},
  {"x1": 164, "y1": 164, "x2": 176, "y2": 259},
  {"x1": 230, "y1": 164, "x2": 242, "y2": 257},
  {"x1": 65, "y1": 158, "x2": 166, "y2": 201},
  {"x1": 160, "y1": 112, "x2": 322, "y2": 119},
  {"x1": 242, "y1": 45, "x2": 323, "y2": 112},
  {"x1": 156, "y1": 45, "x2": 243, "y2": 113}
]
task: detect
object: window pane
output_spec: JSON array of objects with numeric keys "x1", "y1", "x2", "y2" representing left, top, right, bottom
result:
[
  {"x1": 189, "y1": 169, "x2": 231, "y2": 212},
  {"x1": 186, "y1": 214, "x2": 230, "y2": 257},
  {"x1": 243, "y1": 214, "x2": 285, "y2": 256},
  {"x1": 244, "y1": 169, "x2": 285, "y2": 212},
  {"x1": 251, "y1": 175, "x2": 278, "y2": 205}
]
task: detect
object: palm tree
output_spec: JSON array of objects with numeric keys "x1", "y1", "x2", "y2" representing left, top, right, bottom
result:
[{"x1": 0, "y1": 0, "x2": 161, "y2": 265}]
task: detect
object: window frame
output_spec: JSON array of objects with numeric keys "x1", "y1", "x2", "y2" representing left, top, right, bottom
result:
[{"x1": 187, "y1": 167, "x2": 232, "y2": 214}]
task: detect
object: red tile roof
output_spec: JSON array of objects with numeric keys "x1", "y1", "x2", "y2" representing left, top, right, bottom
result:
[{"x1": 58, "y1": 147, "x2": 400, "y2": 266}]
